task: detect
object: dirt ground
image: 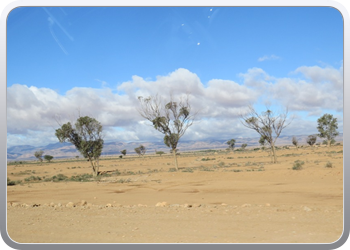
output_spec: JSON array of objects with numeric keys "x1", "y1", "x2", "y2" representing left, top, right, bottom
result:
[{"x1": 6, "y1": 145, "x2": 343, "y2": 243}]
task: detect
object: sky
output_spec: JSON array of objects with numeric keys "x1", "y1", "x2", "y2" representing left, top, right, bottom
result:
[{"x1": 6, "y1": 6, "x2": 344, "y2": 148}]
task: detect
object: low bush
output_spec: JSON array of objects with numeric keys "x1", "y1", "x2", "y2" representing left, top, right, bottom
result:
[
  {"x1": 292, "y1": 160, "x2": 304, "y2": 170},
  {"x1": 325, "y1": 162, "x2": 333, "y2": 168}
]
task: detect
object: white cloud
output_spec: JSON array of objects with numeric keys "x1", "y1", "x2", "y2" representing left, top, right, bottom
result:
[{"x1": 7, "y1": 66, "x2": 343, "y2": 147}]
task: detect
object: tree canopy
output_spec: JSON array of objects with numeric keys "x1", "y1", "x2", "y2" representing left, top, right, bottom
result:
[
  {"x1": 55, "y1": 116, "x2": 104, "y2": 176},
  {"x1": 317, "y1": 114, "x2": 339, "y2": 147},
  {"x1": 137, "y1": 94, "x2": 196, "y2": 170}
]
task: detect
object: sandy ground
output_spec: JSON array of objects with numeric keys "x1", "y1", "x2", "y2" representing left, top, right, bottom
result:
[{"x1": 6, "y1": 145, "x2": 343, "y2": 243}]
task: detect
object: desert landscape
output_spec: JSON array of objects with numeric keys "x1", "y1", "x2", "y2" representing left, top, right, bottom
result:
[{"x1": 7, "y1": 144, "x2": 343, "y2": 243}]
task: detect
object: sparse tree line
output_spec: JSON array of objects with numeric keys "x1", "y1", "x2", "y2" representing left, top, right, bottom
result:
[{"x1": 42, "y1": 92, "x2": 339, "y2": 176}]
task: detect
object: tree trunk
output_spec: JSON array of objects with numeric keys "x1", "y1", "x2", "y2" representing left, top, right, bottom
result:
[
  {"x1": 173, "y1": 149, "x2": 179, "y2": 171},
  {"x1": 271, "y1": 144, "x2": 277, "y2": 163},
  {"x1": 328, "y1": 140, "x2": 331, "y2": 147},
  {"x1": 89, "y1": 157, "x2": 98, "y2": 177}
]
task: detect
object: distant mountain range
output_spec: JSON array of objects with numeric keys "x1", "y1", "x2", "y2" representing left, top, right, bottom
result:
[{"x1": 7, "y1": 134, "x2": 343, "y2": 161}]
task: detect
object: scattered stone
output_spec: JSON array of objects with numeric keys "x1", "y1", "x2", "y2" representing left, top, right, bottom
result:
[
  {"x1": 31, "y1": 203, "x2": 40, "y2": 207},
  {"x1": 193, "y1": 203, "x2": 202, "y2": 208},
  {"x1": 57, "y1": 203, "x2": 62, "y2": 207},
  {"x1": 156, "y1": 202, "x2": 168, "y2": 207},
  {"x1": 80, "y1": 200, "x2": 87, "y2": 206},
  {"x1": 303, "y1": 206, "x2": 312, "y2": 212},
  {"x1": 241, "y1": 203, "x2": 251, "y2": 208},
  {"x1": 265, "y1": 203, "x2": 271, "y2": 207},
  {"x1": 183, "y1": 204, "x2": 192, "y2": 208},
  {"x1": 21, "y1": 203, "x2": 29, "y2": 208},
  {"x1": 66, "y1": 202, "x2": 75, "y2": 208},
  {"x1": 221, "y1": 203, "x2": 227, "y2": 206},
  {"x1": 11, "y1": 202, "x2": 20, "y2": 207},
  {"x1": 106, "y1": 203, "x2": 113, "y2": 208},
  {"x1": 49, "y1": 202, "x2": 55, "y2": 207}
]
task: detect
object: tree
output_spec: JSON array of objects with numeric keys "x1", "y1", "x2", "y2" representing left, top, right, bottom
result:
[
  {"x1": 241, "y1": 143, "x2": 247, "y2": 150},
  {"x1": 317, "y1": 114, "x2": 339, "y2": 147},
  {"x1": 120, "y1": 149, "x2": 127, "y2": 156},
  {"x1": 134, "y1": 145, "x2": 146, "y2": 157},
  {"x1": 226, "y1": 139, "x2": 236, "y2": 152},
  {"x1": 292, "y1": 136, "x2": 299, "y2": 149},
  {"x1": 34, "y1": 150, "x2": 44, "y2": 163},
  {"x1": 306, "y1": 135, "x2": 317, "y2": 147},
  {"x1": 138, "y1": 94, "x2": 196, "y2": 171},
  {"x1": 44, "y1": 155, "x2": 54, "y2": 162},
  {"x1": 55, "y1": 116, "x2": 104, "y2": 177},
  {"x1": 241, "y1": 106, "x2": 292, "y2": 163},
  {"x1": 156, "y1": 151, "x2": 165, "y2": 156}
]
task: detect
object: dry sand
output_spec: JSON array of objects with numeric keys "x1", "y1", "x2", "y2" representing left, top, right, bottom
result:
[{"x1": 7, "y1": 145, "x2": 343, "y2": 243}]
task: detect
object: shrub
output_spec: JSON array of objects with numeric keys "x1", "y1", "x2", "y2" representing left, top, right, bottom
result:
[
  {"x1": 325, "y1": 162, "x2": 333, "y2": 168},
  {"x1": 7, "y1": 178, "x2": 16, "y2": 186},
  {"x1": 292, "y1": 160, "x2": 304, "y2": 170}
]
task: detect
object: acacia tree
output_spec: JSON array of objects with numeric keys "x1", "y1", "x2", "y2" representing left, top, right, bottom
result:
[
  {"x1": 226, "y1": 139, "x2": 236, "y2": 152},
  {"x1": 241, "y1": 143, "x2": 248, "y2": 151},
  {"x1": 306, "y1": 135, "x2": 317, "y2": 147},
  {"x1": 55, "y1": 116, "x2": 104, "y2": 177},
  {"x1": 44, "y1": 155, "x2": 54, "y2": 162},
  {"x1": 120, "y1": 149, "x2": 127, "y2": 156},
  {"x1": 138, "y1": 94, "x2": 196, "y2": 171},
  {"x1": 317, "y1": 114, "x2": 339, "y2": 147},
  {"x1": 241, "y1": 106, "x2": 292, "y2": 163}
]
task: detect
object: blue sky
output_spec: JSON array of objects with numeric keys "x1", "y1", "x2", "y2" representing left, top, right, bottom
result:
[{"x1": 7, "y1": 7, "x2": 343, "y2": 147}]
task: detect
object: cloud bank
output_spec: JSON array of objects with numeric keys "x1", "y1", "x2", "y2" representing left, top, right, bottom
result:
[{"x1": 7, "y1": 65, "x2": 343, "y2": 147}]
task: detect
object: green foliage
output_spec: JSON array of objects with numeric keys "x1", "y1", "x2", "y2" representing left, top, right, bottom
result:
[
  {"x1": 292, "y1": 160, "x2": 304, "y2": 170},
  {"x1": 241, "y1": 143, "x2": 248, "y2": 150},
  {"x1": 55, "y1": 116, "x2": 103, "y2": 176},
  {"x1": 44, "y1": 155, "x2": 54, "y2": 162},
  {"x1": 120, "y1": 149, "x2": 127, "y2": 156},
  {"x1": 134, "y1": 145, "x2": 146, "y2": 156},
  {"x1": 119, "y1": 155, "x2": 123, "y2": 158},
  {"x1": 226, "y1": 139, "x2": 236, "y2": 151},
  {"x1": 7, "y1": 178, "x2": 16, "y2": 186},
  {"x1": 164, "y1": 133, "x2": 179, "y2": 149},
  {"x1": 306, "y1": 135, "x2": 317, "y2": 146},
  {"x1": 317, "y1": 114, "x2": 339, "y2": 147},
  {"x1": 156, "y1": 151, "x2": 165, "y2": 156}
]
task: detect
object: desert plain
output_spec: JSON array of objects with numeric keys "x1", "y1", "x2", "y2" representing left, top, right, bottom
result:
[{"x1": 6, "y1": 144, "x2": 343, "y2": 243}]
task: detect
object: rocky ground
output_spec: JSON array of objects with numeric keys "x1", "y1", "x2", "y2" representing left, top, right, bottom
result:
[{"x1": 7, "y1": 145, "x2": 343, "y2": 243}]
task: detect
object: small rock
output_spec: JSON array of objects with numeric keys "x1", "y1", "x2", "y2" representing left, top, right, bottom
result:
[
  {"x1": 49, "y1": 202, "x2": 55, "y2": 207},
  {"x1": 241, "y1": 203, "x2": 251, "y2": 208},
  {"x1": 303, "y1": 206, "x2": 312, "y2": 212},
  {"x1": 66, "y1": 202, "x2": 75, "y2": 208},
  {"x1": 155, "y1": 202, "x2": 168, "y2": 207},
  {"x1": 221, "y1": 203, "x2": 227, "y2": 206},
  {"x1": 193, "y1": 203, "x2": 201, "y2": 208},
  {"x1": 32, "y1": 203, "x2": 40, "y2": 207},
  {"x1": 265, "y1": 203, "x2": 271, "y2": 207},
  {"x1": 11, "y1": 202, "x2": 20, "y2": 207},
  {"x1": 106, "y1": 203, "x2": 113, "y2": 208},
  {"x1": 183, "y1": 204, "x2": 192, "y2": 208},
  {"x1": 80, "y1": 200, "x2": 87, "y2": 206}
]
